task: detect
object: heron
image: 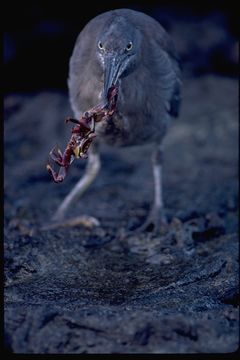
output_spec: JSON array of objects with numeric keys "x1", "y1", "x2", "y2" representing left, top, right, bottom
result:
[{"x1": 51, "y1": 8, "x2": 181, "y2": 233}]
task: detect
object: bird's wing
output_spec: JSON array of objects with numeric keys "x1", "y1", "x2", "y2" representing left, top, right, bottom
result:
[
  {"x1": 136, "y1": 13, "x2": 182, "y2": 119},
  {"x1": 168, "y1": 75, "x2": 181, "y2": 118},
  {"x1": 157, "y1": 30, "x2": 182, "y2": 118}
]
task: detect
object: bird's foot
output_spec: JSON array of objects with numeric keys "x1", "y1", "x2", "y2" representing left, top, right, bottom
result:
[
  {"x1": 130, "y1": 207, "x2": 168, "y2": 235},
  {"x1": 41, "y1": 215, "x2": 100, "y2": 231}
]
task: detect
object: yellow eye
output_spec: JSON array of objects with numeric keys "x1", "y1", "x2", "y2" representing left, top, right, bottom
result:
[
  {"x1": 98, "y1": 41, "x2": 104, "y2": 50},
  {"x1": 126, "y1": 42, "x2": 133, "y2": 51}
]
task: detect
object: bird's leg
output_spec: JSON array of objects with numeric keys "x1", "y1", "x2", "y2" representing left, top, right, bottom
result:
[
  {"x1": 51, "y1": 146, "x2": 101, "y2": 223},
  {"x1": 135, "y1": 145, "x2": 167, "y2": 234}
]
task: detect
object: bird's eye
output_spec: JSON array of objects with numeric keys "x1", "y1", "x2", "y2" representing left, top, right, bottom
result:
[
  {"x1": 126, "y1": 42, "x2": 133, "y2": 51},
  {"x1": 98, "y1": 41, "x2": 104, "y2": 50}
]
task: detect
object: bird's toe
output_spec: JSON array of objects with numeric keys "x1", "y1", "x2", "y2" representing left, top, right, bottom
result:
[
  {"x1": 130, "y1": 207, "x2": 168, "y2": 235},
  {"x1": 41, "y1": 215, "x2": 101, "y2": 231}
]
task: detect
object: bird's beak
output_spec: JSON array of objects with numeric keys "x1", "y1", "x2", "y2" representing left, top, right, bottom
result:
[{"x1": 103, "y1": 55, "x2": 123, "y2": 101}]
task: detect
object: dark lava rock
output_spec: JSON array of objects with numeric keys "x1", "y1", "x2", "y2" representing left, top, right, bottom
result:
[{"x1": 4, "y1": 76, "x2": 239, "y2": 353}]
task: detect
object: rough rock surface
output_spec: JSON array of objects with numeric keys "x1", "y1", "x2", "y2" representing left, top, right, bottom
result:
[{"x1": 4, "y1": 76, "x2": 239, "y2": 353}]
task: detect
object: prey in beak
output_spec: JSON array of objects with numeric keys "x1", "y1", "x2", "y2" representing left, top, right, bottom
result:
[{"x1": 103, "y1": 54, "x2": 124, "y2": 102}]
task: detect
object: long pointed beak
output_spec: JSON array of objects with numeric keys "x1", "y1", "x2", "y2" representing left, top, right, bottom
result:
[{"x1": 103, "y1": 55, "x2": 122, "y2": 101}]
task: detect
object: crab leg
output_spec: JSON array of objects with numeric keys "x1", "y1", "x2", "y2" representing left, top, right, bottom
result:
[
  {"x1": 46, "y1": 162, "x2": 67, "y2": 183},
  {"x1": 49, "y1": 144, "x2": 64, "y2": 166}
]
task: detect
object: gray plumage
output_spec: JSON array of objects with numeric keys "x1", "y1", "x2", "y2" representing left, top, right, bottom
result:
[
  {"x1": 68, "y1": 8, "x2": 181, "y2": 147},
  {"x1": 53, "y1": 8, "x2": 182, "y2": 232}
]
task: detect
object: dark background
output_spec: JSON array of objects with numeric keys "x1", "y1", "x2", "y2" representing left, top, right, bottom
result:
[
  {"x1": 4, "y1": 0, "x2": 238, "y2": 93},
  {"x1": 4, "y1": 0, "x2": 239, "y2": 354}
]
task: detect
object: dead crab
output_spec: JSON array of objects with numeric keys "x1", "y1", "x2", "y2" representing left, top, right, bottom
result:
[{"x1": 47, "y1": 85, "x2": 118, "y2": 183}]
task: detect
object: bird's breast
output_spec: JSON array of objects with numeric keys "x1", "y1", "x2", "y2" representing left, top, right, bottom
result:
[
  {"x1": 95, "y1": 110, "x2": 133, "y2": 146},
  {"x1": 84, "y1": 80, "x2": 167, "y2": 147},
  {"x1": 95, "y1": 109, "x2": 161, "y2": 147}
]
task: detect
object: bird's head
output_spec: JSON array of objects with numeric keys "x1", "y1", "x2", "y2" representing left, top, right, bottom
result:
[{"x1": 96, "y1": 17, "x2": 141, "y2": 101}]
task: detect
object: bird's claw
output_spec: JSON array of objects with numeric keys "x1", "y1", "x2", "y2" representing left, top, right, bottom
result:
[
  {"x1": 131, "y1": 207, "x2": 168, "y2": 235},
  {"x1": 41, "y1": 215, "x2": 101, "y2": 231}
]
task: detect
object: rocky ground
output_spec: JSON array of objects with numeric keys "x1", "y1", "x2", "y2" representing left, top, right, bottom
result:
[{"x1": 4, "y1": 75, "x2": 239, "y2": 353}]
